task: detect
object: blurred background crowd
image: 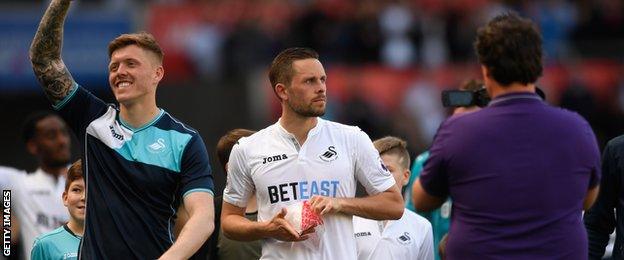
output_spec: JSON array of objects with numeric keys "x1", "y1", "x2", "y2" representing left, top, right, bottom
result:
[{"x1": 2, "y1": 0, "x2": 624, "y2": 191}]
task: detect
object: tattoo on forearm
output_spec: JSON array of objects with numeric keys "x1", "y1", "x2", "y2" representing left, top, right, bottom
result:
[{"x1": 29, "y1": 0, "x2": 75, "y2": 105}]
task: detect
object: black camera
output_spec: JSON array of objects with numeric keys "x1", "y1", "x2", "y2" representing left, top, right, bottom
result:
[
  {"x1": 442, "y1": 86, "x2": 545, "y2": 108},
  {"x1": 442, "y1": 87, "x2": 490, "y2": 108}
]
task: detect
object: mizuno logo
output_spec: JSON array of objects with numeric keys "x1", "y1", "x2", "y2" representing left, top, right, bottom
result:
[
  {"x1": 147, "y1": 138, "x2": 166, "y2": 153},
  {"x1": 263, "y1": 154, "x2": 288, "y2": 164},
  {"x1": 319, "y1": 146, "x2": 338, "y2": 162},
  {"x1": 109, "y1": 125, "x2": 124, "y2": 141}
]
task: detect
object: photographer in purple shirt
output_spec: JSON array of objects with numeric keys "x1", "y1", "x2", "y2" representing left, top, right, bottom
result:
[{"x1": 412, "y1": 12, "x2": 600, "y2": 260}]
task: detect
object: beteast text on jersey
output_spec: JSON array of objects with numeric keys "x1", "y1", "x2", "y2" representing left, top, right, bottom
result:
[{"x1": 268, "y1": 180, "x2": 340, "y2": 204}]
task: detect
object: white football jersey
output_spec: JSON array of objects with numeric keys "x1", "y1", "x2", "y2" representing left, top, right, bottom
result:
[
  {"x1": 0, "y1": 167, "x2": 69, "y2": 260},
  {"x1": 223, "y1": 118, "x2": 396, "y2": 260},
  {"x1": 353, "y1": 209, "x2": 434, "y2": 260}
]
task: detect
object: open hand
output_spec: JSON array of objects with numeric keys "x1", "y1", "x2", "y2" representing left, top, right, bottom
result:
[{"x1": 264, "y1": 208, "x2": 310, "y2": 242}]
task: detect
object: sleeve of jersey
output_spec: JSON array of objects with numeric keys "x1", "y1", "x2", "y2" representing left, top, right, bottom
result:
[
  {"x1": 353, "y1": 130, "x2": 396, "y2": 195},
  {"x1": 30, "y1": 238, "x2": 47, "y2": 260},
  {"x1": 419, "y1": 120, "x2": 451, "y2": 198},
  {"x1": 55, "y1": 84, "x2": 109, "y2": 141},
  {"x1": 180, "y1": 135, "x2": 215, "y2": 198},
  {"x1": 0, "y1": 167, "x2": 22, "y2": 190},
  {"x1": 417, "y1": 222, "x2": 434, "y2": 260},
  {"x1": 222, "y1": 142, "x2": 254, "y2": 208}
]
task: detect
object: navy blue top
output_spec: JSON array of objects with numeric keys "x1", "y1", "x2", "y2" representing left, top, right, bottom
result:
[
  {"x1": 585, "y1": 135, "x2": 624, "y2": 259},
  {"x1": 55, "y1": 85, "x2": 214, "y2": 259},
  {"x1": 420, "y1": 92, "x2": 600, "y2": 259}
]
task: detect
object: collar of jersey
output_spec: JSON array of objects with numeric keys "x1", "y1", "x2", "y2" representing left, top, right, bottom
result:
[
  {"x1": 34, "y1": 167, "x2": 66, "y2": 185},
  {"x1": 275, "y1": 117, "x2": 325, "y2": 138},
  {"x1": 118, "y1": 108, "x2": 165, "y2": 133},
  {"x1": 63, "y1": 224, "x2": 82, "y2": 239},
  {"x1": 488, "y1": 92, "x2": 542, "y2": 106}
]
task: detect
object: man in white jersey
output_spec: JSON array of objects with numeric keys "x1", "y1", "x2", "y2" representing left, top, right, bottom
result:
[
  {"x1": 353, "y1": 136, "x2": 433, "y2": 260},
  {"x1": 221, "y1": 47, "x2": 404, "y2": 260},
  {"x1": 0, "y1": 111, "x2": 72, "y2": 260}
]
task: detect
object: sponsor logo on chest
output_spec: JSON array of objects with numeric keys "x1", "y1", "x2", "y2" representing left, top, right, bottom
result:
[
  {"x1": 262, "y1": 154, "x2": 288, "y2": 164},
  {"x1": 397, "y1": 232, "x2": 412, "y2": 245},
  {"x1": 147, "y1": 138, "x2": 166, "y2": 154},
  {"x1": 355, "y1": 231, "x2": 372, "y2": 238},
  {"x1": 267, "y1": 180, "x2": 340, "y2": 204},
  {"x1": 319, "y1": 146, "x2": 338, "y2": 162}
]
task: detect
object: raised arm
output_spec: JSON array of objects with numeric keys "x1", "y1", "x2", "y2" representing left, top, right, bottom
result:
[{"x1": 29, "y1": 0, "x2": 76, "y2": 105}]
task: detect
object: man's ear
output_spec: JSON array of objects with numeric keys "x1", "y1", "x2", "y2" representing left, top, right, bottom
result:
[
  {"x1": 481, "y1": 65, "x2": 498, "y2": 86},
  {"x1": 62, "y1": 191, "x2": 68, "y2": 207},
  {"x1": 481, "y1": 65, "x2": 490, "y2": 80},
  {"x1": 26, "y1": 140, "x2": 37, "y2": 156},
  {"x1": 275, "y1": 83, "x2": 288, "y2": 101},
  {"x1": 154, "y1": 65, "x2": 164, "y2": 83},
  {"x1": 402, "y1": 169, "x2": 411, "y2": 187}
]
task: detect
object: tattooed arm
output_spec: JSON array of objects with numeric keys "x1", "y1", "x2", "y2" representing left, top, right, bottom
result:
[{"x1": 29, "y1": 0, "x2": 76, "y2": 105}]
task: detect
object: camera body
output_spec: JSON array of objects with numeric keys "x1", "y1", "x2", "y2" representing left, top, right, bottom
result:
[{"x1": 442, "y1": 88, "x2": 490, "y2": 108}]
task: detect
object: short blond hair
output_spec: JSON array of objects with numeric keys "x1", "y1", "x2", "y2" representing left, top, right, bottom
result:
[{"x1": 373, "y1": 136, "x2": 410, "y2": 169}]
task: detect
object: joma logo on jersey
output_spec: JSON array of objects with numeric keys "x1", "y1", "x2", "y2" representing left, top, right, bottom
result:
[
  {"x1": 109, "y1": 125, "x2": 124, "y2": 141},
  {"x1": 355, "y1": 231, "x2": 372, "y2": 238},
  {"x1": 319, "y1": 146, "x2": 338, "y2": 162},
  {"x1": 262, "y1": 154, "x2": 288, "y2": 164}
]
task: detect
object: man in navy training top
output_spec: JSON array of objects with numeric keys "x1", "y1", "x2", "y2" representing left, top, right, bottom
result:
[
  {"x1": 412, "y1": 12, "x2": 600, "y2": 259},
  {"x1": 29, "y1": 0, "x2": 215, "y2": 259}
]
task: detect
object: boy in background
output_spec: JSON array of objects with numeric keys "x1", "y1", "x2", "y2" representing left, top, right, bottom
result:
[
  {"x1": 353, "y1": 136, "x2": 433, "y2": 260},
  {"x1": 31, "y1": 160, "x2": 84, "y2": 260}
]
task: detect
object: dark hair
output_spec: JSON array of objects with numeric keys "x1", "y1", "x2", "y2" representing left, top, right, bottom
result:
[
  {"x1": 22, "y1": 111, "x2": 59, "y2": 143},
  {"x1": 216, "y1": 129, "x2": 256, "y2": 172},
  {"x1": 373, "y1": 136, "x2": 410, "y2": 169},
  {"x1": 269, "y1": 47, "x2": 319, "y2": 96},
  {"x1": 108, "y1": 32, "x2": 164, "y2": 63},
  {"x1": 475, "y1": 12, "x2": 543, "y2": 86},
  {"x1": 65, "y1": 160, "x2": 83, "y2": 192}
]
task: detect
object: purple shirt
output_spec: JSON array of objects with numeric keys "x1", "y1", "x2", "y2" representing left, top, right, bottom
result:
[{"x1": 420, "y1": 92, "x2": 600, "y2": 259}]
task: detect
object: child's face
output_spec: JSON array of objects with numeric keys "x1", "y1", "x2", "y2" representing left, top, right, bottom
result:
[
  {"x1": 381, "y1": 154, "x2": 410, "y2": 188},
  {"x1": 63, "y1": 178, "x2": 86, "y2": 222}
]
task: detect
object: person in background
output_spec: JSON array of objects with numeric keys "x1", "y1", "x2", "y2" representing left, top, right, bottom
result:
[
  {"x1": 405, "y1": 79, "x2": 482, "y2": 260},
  {"x1": 353, "y1": 136, "x2": 434, "y2": 260},
  {"x1": 31, "y1": 160, "x2": 84, "y2": 260},
  {"x1": 0, "y1": 111, "x2": 72, "y2": 260},
  {"x1": 412, "y1": 12, "x2": 600, "y2": 259},
  {"x1": 584, "y1": 133, "x2": 624, "y2": 259},
  {"x1": 214, "y1": 128, "x2": 260, "y2": 260}
]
